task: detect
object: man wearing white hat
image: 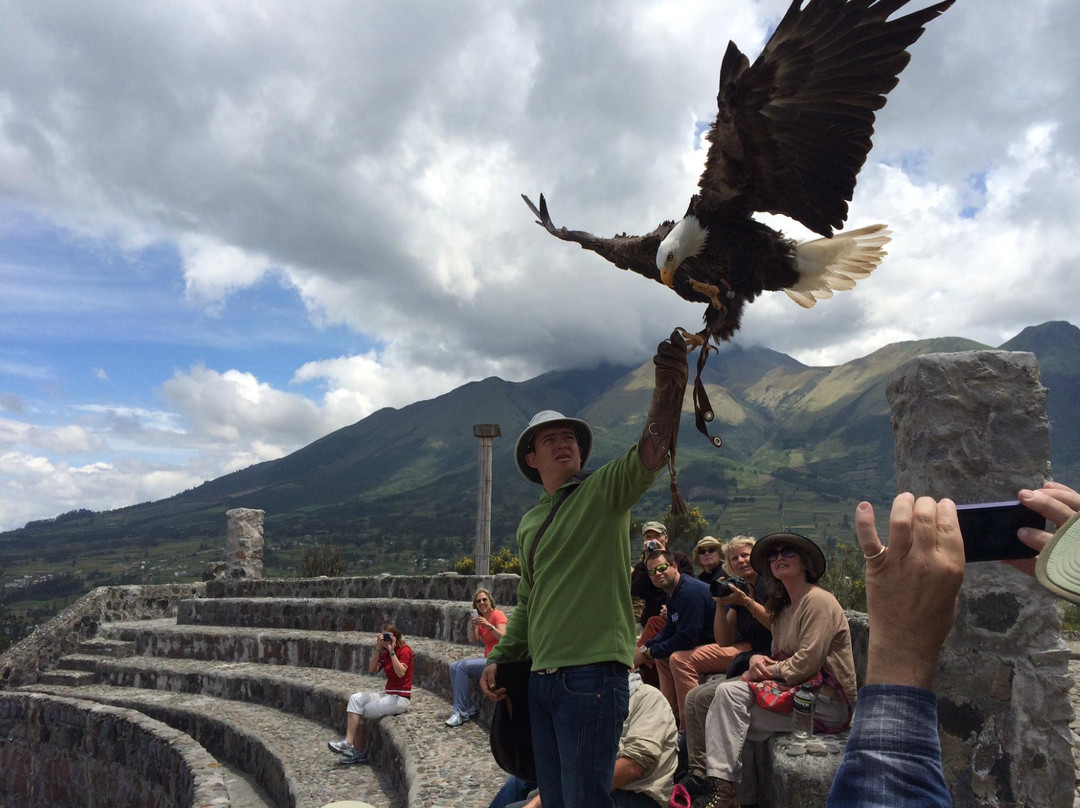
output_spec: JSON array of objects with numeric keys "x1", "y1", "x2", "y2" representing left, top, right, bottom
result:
[{"x1": 482, "y1": 330, "x2": 688, "y2": 808}]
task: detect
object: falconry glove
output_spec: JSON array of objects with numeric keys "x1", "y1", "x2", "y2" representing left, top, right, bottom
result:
[{"x1": 640, "y1": 329, "x2": 689, "y2": 514}]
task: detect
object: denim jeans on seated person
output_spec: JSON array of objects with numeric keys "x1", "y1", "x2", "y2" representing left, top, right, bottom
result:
[
  {"x1": 449, "y1": 656, "x2": 489, "y2": 715},
  {"x1": 487, "y1": 775, "x2": 536, "y2": 808},
  {"x1": 529, "y1": 661, "x2": 629, "y2": 808}
]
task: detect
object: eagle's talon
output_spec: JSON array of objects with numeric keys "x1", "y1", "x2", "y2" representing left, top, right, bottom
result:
[
  {"x1": 690, "y1": 279, "x2": 726, "y2": 312},
  {"x1": 675, "y1": 327, "x2": 708, "y2": 353}
]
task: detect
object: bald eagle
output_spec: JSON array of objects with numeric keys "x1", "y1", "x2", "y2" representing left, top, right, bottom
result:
[{"x1": 523, "y1": 0, "x2": 953, "y2": 349}]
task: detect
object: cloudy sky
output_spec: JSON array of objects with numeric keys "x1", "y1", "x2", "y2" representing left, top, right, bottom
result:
[{"x1": 1, "y1": 0, "x2": 1077, "y2": 531}]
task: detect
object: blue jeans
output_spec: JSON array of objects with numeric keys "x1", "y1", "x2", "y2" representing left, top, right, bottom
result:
[
  {"x1": 529, "y1": 662, "x2": 629, "y2": 808},
  {"x1": 487, "y1": 775, "x2": 537, "y2": 808},
  {"x1": 449, "y1": 656, "x2": 488, "y2": 715}
]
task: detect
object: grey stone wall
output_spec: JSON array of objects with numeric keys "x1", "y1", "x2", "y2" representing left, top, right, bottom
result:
[
  {"x1": 887, "y1": 350, "x2": 1074, "y2": 808},
  {"x1": 204, "y1": 572, "x2": 521, "y2": 605},
  {"x1": 0, "y1": 691, "x2": 228, "y2": 808},
  {"x1": 0, "y1": 583, "x2": 204, "y2": 690}
]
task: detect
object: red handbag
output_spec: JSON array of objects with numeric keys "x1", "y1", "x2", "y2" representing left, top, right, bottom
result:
[{"x1": 747, "y1": 670, "x2": 824, "y2": 714}]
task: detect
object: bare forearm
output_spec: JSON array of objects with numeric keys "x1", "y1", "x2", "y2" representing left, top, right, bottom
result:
[
  {"x1": 611, "y1": 757, "x2": 645, "y2": 790},
  {"x1": 714, "y1": 607, "x2": 736, "y2": 646}
]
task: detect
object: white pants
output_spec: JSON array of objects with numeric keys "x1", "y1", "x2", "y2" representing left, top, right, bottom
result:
[
  {"x1": 704, "y1": 678, "x2": 849, "y2": 782},
  {"x1": 347, "y1": 690, "x2": 410, "y2": 720}
]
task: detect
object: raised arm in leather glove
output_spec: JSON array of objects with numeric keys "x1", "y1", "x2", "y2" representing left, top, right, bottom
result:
[{"x1": 639, "y1": 330, "x2": 689, "y2": 512}]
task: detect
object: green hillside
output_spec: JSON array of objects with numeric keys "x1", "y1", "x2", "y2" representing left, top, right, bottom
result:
[{"x1": 3, "y1": 322, "x2": 1078, "y2": 644}]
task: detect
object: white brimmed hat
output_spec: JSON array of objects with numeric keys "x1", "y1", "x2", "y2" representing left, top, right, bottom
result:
[
  {"x1": 1036, "y1": 511, "x2": 1080, "y2": 604},
  {"x1": 514, "y1": 410, "x2": 593, "y2": 485}
]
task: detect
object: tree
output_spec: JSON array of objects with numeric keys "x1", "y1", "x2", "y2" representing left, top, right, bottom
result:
[
  {"x1": 659, "y1": 505, "x2": 708, "y2": 551},
  {"x1": 453, "y1": 546, "x2": 521, "y2": 576},
  {"x1": 298, "y1": 544, "x2": 343, "y2": 578},
  {"x1": 820, "y1": 542, "x2": 866, "y2": 612}
]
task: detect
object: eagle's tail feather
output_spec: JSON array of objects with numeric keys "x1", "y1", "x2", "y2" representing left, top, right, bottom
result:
[{"x1": 785, "y1": 224, "x2": 891, "y2": 309}]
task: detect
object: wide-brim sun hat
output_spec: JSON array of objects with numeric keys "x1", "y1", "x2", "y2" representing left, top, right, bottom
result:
[
  {"x1": 1036, "y1": 511, "x2": 1080, "y2": 605},
  {"x1": 514, "y1": 410, "x2": 593, "y2": 485},
  {"x1": 694, "y1": 536, "x2": 723, "y2": 556},
  {"x1": 750, "y1": 532, "x2": 827, "y2": 581}
]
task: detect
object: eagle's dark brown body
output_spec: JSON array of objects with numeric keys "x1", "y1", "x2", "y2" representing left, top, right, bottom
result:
[{"x1": 671, "y1": 205, "x2": 799, "y2": 341}]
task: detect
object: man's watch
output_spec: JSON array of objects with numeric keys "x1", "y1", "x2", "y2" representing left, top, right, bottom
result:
[{"x1": 643, "y1": 646, "x2": 652, "y2": 659}]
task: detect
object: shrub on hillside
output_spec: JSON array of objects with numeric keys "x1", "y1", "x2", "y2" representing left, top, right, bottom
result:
[
  {"x1": 453, "y1": 546, "x2": 521, "y2": 575},
  {"x1": 298, "y1": 544, "x2": 343, "y2": 578}
]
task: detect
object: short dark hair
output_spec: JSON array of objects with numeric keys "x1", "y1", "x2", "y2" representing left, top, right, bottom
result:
[{"x1": 647, "y1": 549, "x2": 674, "y2": 567}]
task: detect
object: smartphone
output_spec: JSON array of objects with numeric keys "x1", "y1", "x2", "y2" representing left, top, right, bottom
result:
[
  {"x1": 955, "y1": 501, "x2": 1045, "y2": 563},
  {"x1": 471, "y1": 609, "x2": 479, "y2": 619}
]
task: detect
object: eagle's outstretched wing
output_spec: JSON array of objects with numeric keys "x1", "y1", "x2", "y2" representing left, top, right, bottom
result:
[
  {"x1": 698, "y1": 0, "x2": 955, "y2": 237},
  {"x1": 522, "y1": 194, "x2": 674, "y2": 284}
]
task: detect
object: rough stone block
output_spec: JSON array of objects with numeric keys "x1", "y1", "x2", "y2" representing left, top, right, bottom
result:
[{"x1": 888, "y1": 350, "x2": 1072, "y2": 808}]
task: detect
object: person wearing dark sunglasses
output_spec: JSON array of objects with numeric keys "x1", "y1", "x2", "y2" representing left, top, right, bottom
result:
[
  {"x1": 695, "y1": 533, "x2": 857, "y2": 808},
  {"x1": 632, "y1": 550, "x2": 715, "y2": 733}
]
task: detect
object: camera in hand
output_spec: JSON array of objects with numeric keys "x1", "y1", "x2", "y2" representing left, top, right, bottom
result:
[
  {"x1": 644, "y1": 539, "x2": 663, "y2": 552},
  {"x1": 710, "y1": 576, "x2": 750, "y2": 598},
  {"x1": 381, "y1": 632, "x2": 392, "y2": 642}
]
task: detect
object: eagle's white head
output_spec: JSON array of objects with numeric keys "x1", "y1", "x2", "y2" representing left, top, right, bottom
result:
[{"x1": 656, "y1": 215, "x2": 708, "y2": 287}]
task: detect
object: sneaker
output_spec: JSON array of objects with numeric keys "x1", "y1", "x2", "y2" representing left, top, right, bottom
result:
[
  {"x1": 445, "y1": 711, "x2": 470, "y2": 727},
  {"x1": 327, "y1": 739, "x2": 352, "y2": 754},
  {"x1": 339, "y1": 748, "x2": 369, "y2": 765}
]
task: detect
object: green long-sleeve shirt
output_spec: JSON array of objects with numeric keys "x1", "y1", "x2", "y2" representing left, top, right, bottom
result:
[{"x1": 486, "y1": 445, "x2": 658, "y2": 671}]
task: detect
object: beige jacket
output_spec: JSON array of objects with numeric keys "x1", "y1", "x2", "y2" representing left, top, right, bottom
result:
[
  {"x1": 619, "y1": 683, "x2": 678, "y2": 806},
  {"x1": 770, "y1": 585, "x2": 858, "y2": 708}
]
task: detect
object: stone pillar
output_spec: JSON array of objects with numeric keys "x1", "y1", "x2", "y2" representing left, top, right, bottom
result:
[
  {"x1": 473, "y1": 424, "x2": 501, "y2": 575},
  {"x1": 225, "y1": 508, "x2": 265, "y2": 580},
  {"x1": 887, "y1": 350, "x2": 1073, "y2": 808}
]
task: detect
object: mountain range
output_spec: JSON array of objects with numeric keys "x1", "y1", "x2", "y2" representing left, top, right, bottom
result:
[{"x1": 5, "y1": 321, "x2": 1080, "y2": 572}]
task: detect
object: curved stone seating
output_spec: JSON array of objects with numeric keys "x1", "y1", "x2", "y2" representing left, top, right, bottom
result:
[
  {"x1": 97, "y1": 619, "x2": 497, "y2": 721},
  {"x1": 33, "y1": 625, "x2": 505, "y2": 805},
  {"x1": 3, "y1": 575, "x2": 875, "y2": 808},
  {"x1": 0, "y1": 690, "x2": 230, "y2": 808},
  {"x1": 25, "y1": 682, "x2": 396, "y2": 808}
]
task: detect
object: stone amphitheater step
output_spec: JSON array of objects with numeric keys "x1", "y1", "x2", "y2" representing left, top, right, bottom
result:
[
  {"x1": 2, "y1": 690, "x2": 231, "y2": 808},
  {"x1": 176, "y1": 596, "x2": 514, "y2": 645},
  {"x1": 25, "y1": 682, "x2": 396, "y2": 807},
  {"x1": 56, "y1": 652, "x2": 104, "y2": 673},
  {"x1": 25, "y1": 679, "x2": 502, "y2": 808},
  {"x1": 37, "y1": 668, "x2": 97, "y2": 687},
  {"x1": 78, "y1": 636, "x2": 137, "y2": 658},
  {"x1": 97, "y1": 618, "x2": 498, "y2": 725}
]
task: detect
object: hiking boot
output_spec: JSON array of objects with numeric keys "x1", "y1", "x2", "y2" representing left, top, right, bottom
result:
[
  {"x1": 701, "y1": 777, "x2": 740, "y2": 808},
  {"x1": 339, "y1": 747, "x2": 369, "y2": 765},
  {"x1": 327, "y1": 739, "x2": 352, "y2": 754},
  {"x1": 445, "y1": 711, "x2": 470, "y2": 727}
]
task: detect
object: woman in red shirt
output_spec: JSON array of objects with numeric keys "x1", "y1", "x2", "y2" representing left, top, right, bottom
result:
[
  {"x1": 445, "y1": 588, "x2": 507, "y2": 727},
  {"x1": 327, "y1": 623, "x2": 413, "y2": 764}
]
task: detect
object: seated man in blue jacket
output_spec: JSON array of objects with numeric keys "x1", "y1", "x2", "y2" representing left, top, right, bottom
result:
[{"x1": 632, "y1": 548, "x2": 715, "y2": 731}]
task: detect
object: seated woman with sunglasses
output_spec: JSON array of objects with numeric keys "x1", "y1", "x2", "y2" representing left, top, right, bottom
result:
[
  {"x1": 445, "y1": 588, "x2": 508, "y2": 727},
  {"x1": 696, "y1": 533, "x2": 858, "y2": 808}
]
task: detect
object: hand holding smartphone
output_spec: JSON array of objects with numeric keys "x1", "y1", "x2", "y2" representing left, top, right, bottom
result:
[{"x1": 956, "y1": 501, "x2": 1046, "y2": 562}]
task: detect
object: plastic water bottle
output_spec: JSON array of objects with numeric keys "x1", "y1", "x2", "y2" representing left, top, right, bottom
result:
[{"x1": 792, "y1": 684, "x2": 816, "y2": 739}]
